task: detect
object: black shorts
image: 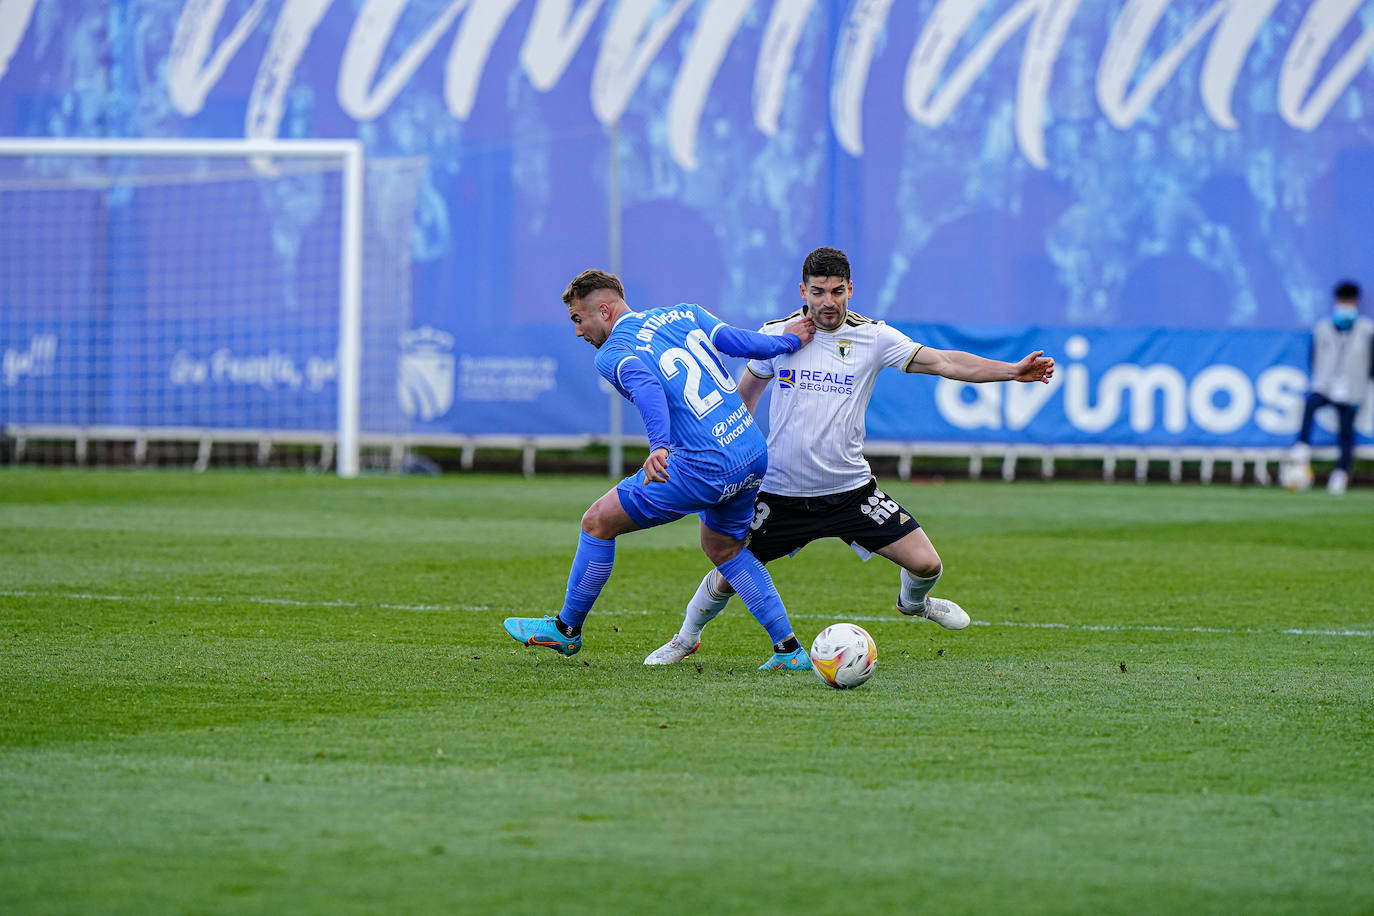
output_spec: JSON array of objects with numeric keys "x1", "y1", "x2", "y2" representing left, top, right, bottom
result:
[{"x1": 744, "y1": 478, "x2": 922, "y2": 564}]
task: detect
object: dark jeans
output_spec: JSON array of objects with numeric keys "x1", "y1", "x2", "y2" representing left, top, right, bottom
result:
[{"x1": 1297, "y1": 392, "x2": 1358, "y2": 471}]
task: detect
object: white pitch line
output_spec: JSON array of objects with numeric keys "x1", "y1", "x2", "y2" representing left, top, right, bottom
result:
[
  {"x1": 3, "y1": 589, "x2": 1370, "y2": 638},
  {"x1": 782, "y1": 613, "x2": 1372, "y2": 637},
  {"x1": 0, "y1": 589, "x2": 491, "y2": 613},
  {"x1": 973, "y1": 619, "x2": 1374, "y2": 638}
]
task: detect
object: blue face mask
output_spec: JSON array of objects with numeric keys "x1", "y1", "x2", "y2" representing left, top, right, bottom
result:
[{"x1": 1333, "y1": 304, "x2": 1359, "y2": 330}]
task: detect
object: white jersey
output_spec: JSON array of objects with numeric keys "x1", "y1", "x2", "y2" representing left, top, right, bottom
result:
[{"x1": 747, "y1": 310, "x2": 922, "y2": 497}]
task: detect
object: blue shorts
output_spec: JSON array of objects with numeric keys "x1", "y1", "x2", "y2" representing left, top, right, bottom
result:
[{"x1": 615, "y1": 451, "x2": 767, "y2": 541}]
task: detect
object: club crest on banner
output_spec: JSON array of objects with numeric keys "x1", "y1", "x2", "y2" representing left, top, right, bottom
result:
[{"x1": 398, "y1": 327, "x2": 455, "y2": 420}]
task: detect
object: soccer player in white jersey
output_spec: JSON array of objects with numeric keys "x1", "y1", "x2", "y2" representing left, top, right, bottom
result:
[{"x1": 645, "y1": 247, "x2": 1055, "y2": 667}]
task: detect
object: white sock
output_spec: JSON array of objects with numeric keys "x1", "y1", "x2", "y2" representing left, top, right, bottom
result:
[
  {"x1": 899, "y1": 568, "x2": 940, "y2": 609},
  {"x1": 679, "y1": 571, "x2": 732, "y2": 641}
]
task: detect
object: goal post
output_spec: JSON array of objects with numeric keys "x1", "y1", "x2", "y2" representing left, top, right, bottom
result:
[{"x1": 0, "y1": 136, "x2": 401, "y2": 477}]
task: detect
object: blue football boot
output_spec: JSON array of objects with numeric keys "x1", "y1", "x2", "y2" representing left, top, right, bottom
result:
[
  {"x1": 503, "y1": 615, "x2": 582, "y2": 657},
  {"x1": 758, "y1": 647, "x2": 812, "y2": 671}
]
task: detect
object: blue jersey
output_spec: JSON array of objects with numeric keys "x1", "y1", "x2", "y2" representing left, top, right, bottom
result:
[{"x1": 595, "y1": 304, "x2": 765, "y2": 473}]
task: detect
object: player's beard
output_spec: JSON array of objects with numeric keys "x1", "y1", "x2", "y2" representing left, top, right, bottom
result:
[{"x1": 811, "y1": 304, "x2": 846, "y2": 331}]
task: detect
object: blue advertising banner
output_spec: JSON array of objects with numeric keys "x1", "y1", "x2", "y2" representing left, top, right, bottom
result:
[
  {"x1": 6, "y1": 310, "x2": 1373, "y2": 449},
  {"x1": 869, "y1": 324, "x2": 1348, "y2": 448},
  {"x1": 1, "y1": 318, "x2": 341, "y2": 430}
]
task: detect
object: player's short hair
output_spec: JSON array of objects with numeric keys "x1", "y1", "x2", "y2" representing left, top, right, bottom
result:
[
  {"x1": 563, "y1": 269, "x2": 625, "y2": 305},
  {"x1": 1334, "y1": 280, "x2": 1361, "y2": 303},
  {"x1": 802, "y1": 247, "x2": 851, "y2": 284}
]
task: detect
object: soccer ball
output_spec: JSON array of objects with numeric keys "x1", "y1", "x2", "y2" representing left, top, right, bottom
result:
[
  {"x1": 809, "y1": 623, "x2": 877, "y2": 689},
  {"x1": 1280, "y1": 461, "x2": 1313, "y2": 492}
]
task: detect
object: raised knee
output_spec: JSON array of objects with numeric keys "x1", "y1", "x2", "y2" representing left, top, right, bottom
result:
[
  {"x1": 911, "y1": 559, "x2": 942, "y2": 579},
  {"x1": 703, "y1": 541, "x2": 742, "y2": 568},
  {"x1": 704, "y1": 546, "x2": 735, "y2": 568},
  {"x1": 581, "y1": 505, "x2": 614, "y2": 540}
]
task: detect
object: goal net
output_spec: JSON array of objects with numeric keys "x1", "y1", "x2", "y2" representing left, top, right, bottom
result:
[{"x1": 0, "y1": 138, "x2": 422, "y2": 476}]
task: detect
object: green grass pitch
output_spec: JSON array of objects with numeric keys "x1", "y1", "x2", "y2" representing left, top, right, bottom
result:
[{"x1": 2, "y1": 469, "x2": 1371, "y2": 914}]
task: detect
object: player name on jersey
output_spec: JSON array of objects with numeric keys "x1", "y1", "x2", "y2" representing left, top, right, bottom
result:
[{"x1": 633, "y1": 308, "x2": 695, "y2": 344}]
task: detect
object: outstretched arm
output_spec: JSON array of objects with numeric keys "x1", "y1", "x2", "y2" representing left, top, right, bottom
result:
[
  {"x1": 712, "y1": 317, "x2": 815, "y2": 360},
  {"x1": 908, "y1": 347, "x2": 1055, "y2": 384}
]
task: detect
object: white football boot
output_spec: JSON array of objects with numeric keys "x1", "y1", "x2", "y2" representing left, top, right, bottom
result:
[
  {"x1": 1327, "y1": 468, "x2": 1349, "y2": 495},
  {"x1": 897, "y1": 595, "x2": 971, "y2": 630},
  {"x1": 643, "y1": 635, "x2": 701, "y2": 665}
]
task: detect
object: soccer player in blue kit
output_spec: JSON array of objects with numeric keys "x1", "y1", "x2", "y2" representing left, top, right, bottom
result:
[{"x1": 503, "y1": 269, "x2": 819, "y2": 670}]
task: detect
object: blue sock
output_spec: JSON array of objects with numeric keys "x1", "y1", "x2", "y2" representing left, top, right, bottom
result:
[
  {"x1": 716, "y1": 548, "x2": 793, "y2": 645},
  {"x1": 558, "y1": 531, "x2": 616, "y2": 629}
]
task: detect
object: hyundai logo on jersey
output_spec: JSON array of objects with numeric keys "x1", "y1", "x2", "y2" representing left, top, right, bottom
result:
[{"x1": 777, "y1": 368, "x2": 796, "y2": 389}]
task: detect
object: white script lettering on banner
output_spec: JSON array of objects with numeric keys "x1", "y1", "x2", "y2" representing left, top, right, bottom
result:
[
  {"x1": 2, "y1": 333, "x2": 57, "y2": 387},
  {"x1": 168, "y1": 349, "x2": 335, "y2": 393},
  {"x1": 931, "y1": 334, "x2": 1350, "y2": 438},
  {"x1": 83, "y1": 1, "x2": 1370, "y2": 172}
]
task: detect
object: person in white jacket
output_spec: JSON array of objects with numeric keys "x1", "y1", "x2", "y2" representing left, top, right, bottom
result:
[{"x1": 1289, "y1": 280, "x2": 1374, "y2": 495}]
